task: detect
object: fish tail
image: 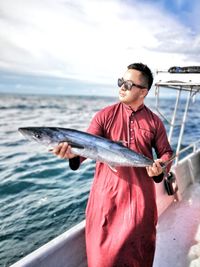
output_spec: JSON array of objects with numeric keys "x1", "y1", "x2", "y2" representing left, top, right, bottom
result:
[{"x1": 163, "y1": 153, "x2": 178, "y2": 168}]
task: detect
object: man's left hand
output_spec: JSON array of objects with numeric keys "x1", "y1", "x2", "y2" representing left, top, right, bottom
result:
[{"x1": 146, "y1": 159, "x2": 163, "y2": 177}]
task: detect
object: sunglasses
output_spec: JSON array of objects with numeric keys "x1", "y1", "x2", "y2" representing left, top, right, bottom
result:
[{"x1": 118, "y1": 78, "x2": 146, "y2": 90}]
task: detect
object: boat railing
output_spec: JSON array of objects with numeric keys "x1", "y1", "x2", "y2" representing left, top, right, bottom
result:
[
  {"x1": 154, "y1": 71, "x2": 200, "y2": 165},
  {"x1": 175, "y1": 139, "x2": 200, "y2": 164}
]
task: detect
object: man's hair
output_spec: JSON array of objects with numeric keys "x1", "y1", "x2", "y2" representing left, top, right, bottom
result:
[{"x1": 127, "y1": 63, "x2": 153, "y2": 90}]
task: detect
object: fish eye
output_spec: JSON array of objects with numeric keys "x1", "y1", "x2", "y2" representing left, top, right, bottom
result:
[{"x1": 35, "y1": 133, "x2": 41, "y2": 139}]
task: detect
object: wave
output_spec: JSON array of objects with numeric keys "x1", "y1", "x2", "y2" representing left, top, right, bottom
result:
[{"x1": 0, "y1": 93, "x2": 199, "y2": 267}]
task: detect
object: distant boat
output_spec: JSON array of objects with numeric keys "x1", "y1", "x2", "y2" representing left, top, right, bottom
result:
[{"x1": 168, "y1": 66, "x2": 200, "y2": 73}]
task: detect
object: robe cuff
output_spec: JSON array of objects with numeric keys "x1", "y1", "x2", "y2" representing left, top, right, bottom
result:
[
  {"x1": 69, "y1": 156, "x2": 80, "y2": 171},
  {"x1": 152, "y1": 173, "x2": 164, "y2": 183}
]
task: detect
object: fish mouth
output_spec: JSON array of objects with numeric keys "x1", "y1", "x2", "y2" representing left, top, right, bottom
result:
[
  {"x1": 18, "y1": 127, "x2": 28, "y2": 134},
  {"x1": 18, "y1": 127, "x2": 32, "y2": 136},
  {"x1": 18, "y1": 127, "x2": 24, "y2": 132},
  {"x1": 18, "y1": 127, "x2": 36, "y2": 140},
  {"x1": 18, "y1": 127, "x2": 45, "y2": 145}
]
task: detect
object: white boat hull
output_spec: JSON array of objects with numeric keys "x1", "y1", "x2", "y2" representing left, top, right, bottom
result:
[
  {"x1": 10, "y1": 220, "x2": 87, "y2": 267},
  {"x1": 10, "y1": 150, "x2": 200, "y2": 267}
]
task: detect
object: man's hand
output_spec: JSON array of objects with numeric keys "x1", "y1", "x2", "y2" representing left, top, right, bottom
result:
[
  {"x1": 146, "y1": 159, "x2": 163, "y2": 177},
  {"x1": 52, "y1": 142, "x2": 77, "y2": 159}
]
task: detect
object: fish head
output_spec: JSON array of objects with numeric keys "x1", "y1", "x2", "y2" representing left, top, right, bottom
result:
[{"x1": 18, "y1": 127, "x2": 59, "y2": 147}]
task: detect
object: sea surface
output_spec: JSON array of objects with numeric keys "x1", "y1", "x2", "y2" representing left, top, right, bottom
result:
[{"x1": 0, "y1": 93, "x2": 200, "y2": 267}]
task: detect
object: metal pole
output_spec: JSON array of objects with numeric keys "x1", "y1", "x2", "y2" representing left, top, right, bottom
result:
[
  {"x1": 175, "y1": 90, "x2": 192, "y2": 164},
  {"x1": 155, "y1": 86, "x2": 173, "y2": 125},
  {"x1": 168, "y1": 89, "x2": 181, "y2": 143},
  {"x1": 155, "y1": 85, "x2": 159, "y2": 110}
]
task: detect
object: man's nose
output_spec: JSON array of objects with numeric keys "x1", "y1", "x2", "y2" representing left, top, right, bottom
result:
[{"x1": 120, "y1": 83, "x2": 126, "y2": 91}]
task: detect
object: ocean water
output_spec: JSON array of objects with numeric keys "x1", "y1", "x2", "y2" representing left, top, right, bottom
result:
[{"x1": 0, "y1": 93, "x2": 200, "y2": 267}]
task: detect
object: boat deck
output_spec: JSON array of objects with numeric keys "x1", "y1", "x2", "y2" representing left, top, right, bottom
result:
[
  {"x1": 10, "y1": 151, "x2": 200, "y2": 267},
  {"x1": 153, "y1": 182, "x2": 200, "y2": 267}
]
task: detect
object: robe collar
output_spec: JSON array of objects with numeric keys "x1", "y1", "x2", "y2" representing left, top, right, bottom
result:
[{"x1": 122, "y1": 102, "x2": 145, "y2": 117}]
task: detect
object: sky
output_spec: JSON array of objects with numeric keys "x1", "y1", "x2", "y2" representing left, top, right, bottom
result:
[{"x1": 0, "y1": 0, "x2": 200, "y2": 96}]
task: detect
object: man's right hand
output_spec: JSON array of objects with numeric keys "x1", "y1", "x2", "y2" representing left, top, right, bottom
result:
[{"x1": 52, "y1": 142, "x2": 77, "y2": 159}]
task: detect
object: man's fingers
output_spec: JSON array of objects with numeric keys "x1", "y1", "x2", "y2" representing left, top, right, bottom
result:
[
  {"x1": 51, "y1": 142, "x2": 77, "y2": 159},
  {"x1": 146, "y1": 160, "x2": 163, "y2": 177},
  {"x1": 52, "y1": 144, "x2": 62, "y2": 155},
  {"x1": 52, "y1": 142, "x2": 68, "y2": 156},
  {"x1": 64, "y1": 147, "x2": 73, "y2": 158},
  {"x1": 59, "y1": 142, "x2": 73, "y2": 158},
  {"x1": 150, "y1": 162, "x2": 158, "y2": 173}
]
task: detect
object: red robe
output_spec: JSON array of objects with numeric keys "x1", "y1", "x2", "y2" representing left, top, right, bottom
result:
[{"x1": 75, "y1": 102, "x2": 173, "y2": 267}]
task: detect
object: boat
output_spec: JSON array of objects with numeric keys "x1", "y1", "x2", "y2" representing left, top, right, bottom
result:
[
  {"x1": 10, "y1": 69, "x2": 200, "y2": 267},
  {"x1": 168, "y1": 66, "x2": 200, "y2": 73}
]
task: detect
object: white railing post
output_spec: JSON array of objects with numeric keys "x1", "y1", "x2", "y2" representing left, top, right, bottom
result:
[
  {"x1": 175, "y1": 91, "x2": 192, "y2": 164},
  {"x1": 168, "y1": 89, "x2": 181, "y2": 143}
]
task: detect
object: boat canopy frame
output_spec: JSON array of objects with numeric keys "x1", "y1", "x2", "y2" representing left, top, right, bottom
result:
[{"x1": 155, "y1": 71, "x2": 200, "y2": 164}]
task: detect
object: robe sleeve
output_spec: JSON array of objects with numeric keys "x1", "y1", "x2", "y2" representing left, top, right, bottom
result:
[
  {"x1": 86, "y1": 111, "x2": 104, "y2": 136},
  {"x1": 152, "y1": 173, "x2": 164, "y2": 183},
  {"x1": 152, "y1": 117, "x2": 173, "y2": 178},
  {"x1": 69, "y1": 156, "x2": 81, "y2": 170},
  {"x1": 69, "y1": 111, "x2": 104, "y2": 171}
]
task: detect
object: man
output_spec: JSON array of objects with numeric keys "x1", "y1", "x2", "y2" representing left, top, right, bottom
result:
[{"x1": 53, "y1": 63, "x2": 173, "y2": 267}]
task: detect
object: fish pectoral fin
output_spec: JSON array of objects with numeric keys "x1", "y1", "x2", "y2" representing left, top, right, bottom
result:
[
  {"x1": 108, "y1": 164, "x2": 118, "y2": 172},
  {"x1": 68, "y1": 141, "x2": 85, "y2": 149},
  {"x1": 59, "y1": 141, "x2": 84, "y2": 149},
  {"x1": 116, "y1": 140, "x2": 128, "y2": 147}
]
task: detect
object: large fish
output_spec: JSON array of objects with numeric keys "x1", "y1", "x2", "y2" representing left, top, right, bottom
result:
[{"x1": 18, "y1": 127, "x2": 158, "y2": 169}]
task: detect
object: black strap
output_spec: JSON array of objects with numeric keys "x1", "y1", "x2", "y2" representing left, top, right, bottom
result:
[
  {"x1": 152, "y1": 173, "x2": 164, "y2": 183},
  {"x1": 164, "y1": 172, "x2": 178, "y2": 195},
  {"x1": 69, "y1": 157, "x2": 80, "y2": 171}
]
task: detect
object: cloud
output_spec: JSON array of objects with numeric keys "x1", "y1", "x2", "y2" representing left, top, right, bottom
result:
[{"x1": 0, "y1": 0, "x2": 200, "y2": 88}]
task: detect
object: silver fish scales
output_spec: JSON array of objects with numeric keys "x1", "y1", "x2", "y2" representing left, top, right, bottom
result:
[{"x1": 18, "y1": 127, "x2": 154, "y2": 168}]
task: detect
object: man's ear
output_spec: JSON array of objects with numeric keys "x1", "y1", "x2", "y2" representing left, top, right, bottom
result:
[{"x1": 141, "y1": 88, "x2": 148, "y2": 98}]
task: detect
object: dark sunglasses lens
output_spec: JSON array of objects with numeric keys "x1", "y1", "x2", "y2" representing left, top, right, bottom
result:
[
  {"x1": 118, "y1": 78, "x2": 133, "y2": 90},
  {"x1": 118, "y1": 78, "x2": 123, "y2": 87},
  {"x1": 124, "y1": 81, "x2": 132, "y2": 90}
]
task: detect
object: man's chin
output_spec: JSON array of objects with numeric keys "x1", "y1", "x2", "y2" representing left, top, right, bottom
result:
[{"x1": 119, "y1": 97, "x2": 128, "y2": 104}]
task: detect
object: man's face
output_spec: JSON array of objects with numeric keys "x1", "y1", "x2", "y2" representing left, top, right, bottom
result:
[{"x1": 118, "y1": 69, "x2": 148, "y2": 105}]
